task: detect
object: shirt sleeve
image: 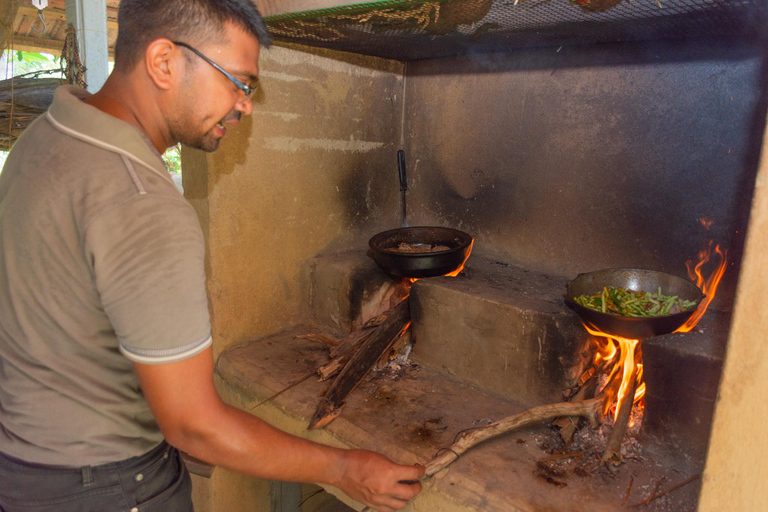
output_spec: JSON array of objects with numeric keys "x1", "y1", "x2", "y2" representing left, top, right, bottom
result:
[{"x1": 84, "y1": 194, "x2": 212, "y2": 364}]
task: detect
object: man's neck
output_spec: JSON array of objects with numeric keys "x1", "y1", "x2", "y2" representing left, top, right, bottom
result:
[{"x1": 82, "y1": 73, "x2": 170, "y2": 154}]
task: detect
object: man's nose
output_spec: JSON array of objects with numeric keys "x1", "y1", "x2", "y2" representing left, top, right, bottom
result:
[{"x1": 235, "y1": 96, "x2": 253, "y2": 116}]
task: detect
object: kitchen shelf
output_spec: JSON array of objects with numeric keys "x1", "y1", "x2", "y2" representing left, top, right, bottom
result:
[{"x1": 264, "y1": 0, "x2": 766, "y2": 61}]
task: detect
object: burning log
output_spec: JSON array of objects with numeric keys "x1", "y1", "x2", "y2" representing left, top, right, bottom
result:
[
  {"x1": 601, "y1": 362, "x2": 639, "y2": 466},
  {"x1": 555, "y1": 357, "x2": 609, "y2": 443},
  {"x1": 308, "y1": 299, "x2": 410, "y2": 430}
]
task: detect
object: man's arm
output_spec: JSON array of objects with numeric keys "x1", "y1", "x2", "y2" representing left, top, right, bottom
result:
[{"x1": 133, "y1": 347, "x2": 423, "y2": 512}]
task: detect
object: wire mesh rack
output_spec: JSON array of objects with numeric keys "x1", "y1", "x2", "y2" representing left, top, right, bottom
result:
[{"x1": 265, "y1": 0, "x2": 767, "y2": 60}]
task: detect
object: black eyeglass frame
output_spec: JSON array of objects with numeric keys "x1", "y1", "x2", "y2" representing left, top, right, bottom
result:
[{"x1": 173, "y1": 41, "x2": 258, "y2": 100}]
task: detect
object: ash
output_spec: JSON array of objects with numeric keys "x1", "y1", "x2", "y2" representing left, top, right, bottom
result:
[{"x1": 570, "y1": 406, "x2": 645, "y2": 462}]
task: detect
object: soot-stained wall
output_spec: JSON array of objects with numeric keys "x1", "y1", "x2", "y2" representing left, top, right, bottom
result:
[
  {"x1": 401, "y1": 39, "x2": 768, "y2": 308},
  {"x1": 184, "y1": 45, "x2": 404, "y2": 355}
]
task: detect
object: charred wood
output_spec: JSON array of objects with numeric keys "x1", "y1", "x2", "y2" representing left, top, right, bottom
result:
[
  {"x1": 308, "y1": 299, "x2": 410, "y2": 430},
  {"x1": 601, "y1": 363, "x2": 639, "y2": 466}
]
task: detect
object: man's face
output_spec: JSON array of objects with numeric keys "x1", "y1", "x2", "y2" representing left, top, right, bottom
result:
[{"x1": 170, "y1": 23, "x2": 261, "y2": 152}]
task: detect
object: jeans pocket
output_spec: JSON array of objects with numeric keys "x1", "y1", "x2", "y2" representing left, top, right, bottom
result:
[{"x1": 133, "y1": 451, "x2": 193, "y2": 512}]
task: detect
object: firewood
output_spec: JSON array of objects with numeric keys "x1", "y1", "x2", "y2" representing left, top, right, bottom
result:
[
  {"x1": 601, "y1": 363, "x2": 639, "y2": 466},
  {"x1": 424, "y1": 398, "x2": 603, "y2": 478},
  {"x1": 359, "y1": 398, "x2": 604, "y2": 512},
  {"x1": 307, "y1": 299, "x2": 410, "y2": 430},
  {"x1": 629, "y1": 474, "x2": 700, "y2": 508},
  {"x1": 329, "y1": 325, "x2": 377, "y2": 359},
  {"x1": 317, "y1": 353, "x2": 351, "y2": 381},
  {"x1": 376, "y1": 330, "x2": 411, "y2": 370},
  {"x1": 555, "y1": 360, "x2": 605, "y2": 443},
  {"x1": 622, "y1": 476, "x2": 634, "y2": 505}
]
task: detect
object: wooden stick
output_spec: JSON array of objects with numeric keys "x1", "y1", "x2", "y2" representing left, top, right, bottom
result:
[
  {"x1": 601, "y1": 363, "x2": 639, "y2": 466},
  {"x1": 360, "y1": 398, "x2": 604, "y2": 512},
  {"x1": 630, "y1": 474, "x2": 700, "y2": 508},
  {"x1": 308, "y1": 299, "x2": 410, "y2": 430},
  {"x1": 424, "y1": 398, "x2": 603, "y2": 478},
  {"x1": 555, "y1": 359, "x2": 608, "y2": 443},
  {"x1": 622, "y1": 476, "x2": 634, "y2": 505},
  {"x1": 539, "y1": 451, "x2": 585, "y2": 463},
  {"x1": 249, "y1": 371, "x2": 316, "y2": 410}
]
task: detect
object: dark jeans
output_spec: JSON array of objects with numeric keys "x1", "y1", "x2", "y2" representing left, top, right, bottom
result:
[{"x1": 0, "y1": 442, "x2": 193, "y2": 512}]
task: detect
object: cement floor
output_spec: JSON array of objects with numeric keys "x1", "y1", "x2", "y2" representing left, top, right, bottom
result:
[{"x1": 216, "y1": 326, "x2": 704, "y2": 512}]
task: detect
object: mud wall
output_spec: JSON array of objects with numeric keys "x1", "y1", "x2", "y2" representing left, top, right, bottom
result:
[{"x1": 183, "y1": 45, "x2": 403, "y2": 357}]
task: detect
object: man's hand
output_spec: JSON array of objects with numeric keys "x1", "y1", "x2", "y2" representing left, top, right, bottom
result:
[
  {"x1": 134, "y1": 348, "x2": 423, "y2": 510},
  {"x1": 335, "y1": 450, "x2": 424, "y2": 512}
]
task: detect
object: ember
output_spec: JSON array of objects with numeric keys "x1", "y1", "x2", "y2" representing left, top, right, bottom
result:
[{"x1": 569, "y1": 237, "x2": 729, "y2": 465}]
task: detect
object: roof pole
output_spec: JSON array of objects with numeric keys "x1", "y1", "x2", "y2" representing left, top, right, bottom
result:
[{"x1": 65, "y1": 0, "x2": 108, "y2": 92}]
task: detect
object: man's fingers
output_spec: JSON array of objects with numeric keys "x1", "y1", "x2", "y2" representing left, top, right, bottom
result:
[{"x1": 392, "y1": 480, "x2": 422, "y2": 501}]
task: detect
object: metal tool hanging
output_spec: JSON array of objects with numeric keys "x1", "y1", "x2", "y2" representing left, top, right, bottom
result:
[{"x1": 30, "y1": 0, "x2": 48, "y2": 33}]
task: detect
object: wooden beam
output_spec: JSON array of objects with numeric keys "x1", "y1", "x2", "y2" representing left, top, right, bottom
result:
[
  {"x1": 0, "y1": 0, "x2": 21, "y2": 55},
  {"x1": 17, "y1": 4, "x2": 117, "y2": 30},
  {"x1": 7, "y1": 34, "x2": 64, "y2": 53}
]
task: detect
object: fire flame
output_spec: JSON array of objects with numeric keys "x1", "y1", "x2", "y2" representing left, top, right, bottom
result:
[
  {"x1": 584, "y1": 324, "x2": 644, "y2": 420},
  {"x1": 408, "y1": 239, "x2": 474, "y2": 284},
  {"x1": 677, "y1": 241, "x2": 728, "y2": 332},
  {"x1": 444, "y1": 239, "x2": 474, "y2": 277},
  {"x1": 579, "y1": 239, "x2": 727, "y2": 424}
]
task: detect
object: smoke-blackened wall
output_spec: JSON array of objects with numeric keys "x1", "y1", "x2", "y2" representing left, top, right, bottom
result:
[{"x1": 401, "y1": 39, "x2": 767, "y2": 309}]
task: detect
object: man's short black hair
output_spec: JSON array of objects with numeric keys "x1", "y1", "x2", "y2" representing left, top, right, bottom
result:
[{"x1": 114, "y1": 0, "x2": 272, "y2": 70}]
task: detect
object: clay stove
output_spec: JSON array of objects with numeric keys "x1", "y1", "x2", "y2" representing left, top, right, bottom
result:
[{"x1": 186, "y1": 1, "x2": 768, "y2": 510}]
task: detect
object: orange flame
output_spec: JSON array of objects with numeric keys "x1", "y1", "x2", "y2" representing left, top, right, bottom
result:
[
  {"x1": 444, "y1": 239, "x2": 474, "y2": 277},
  {"x1": 584, "y1": 324, "x2": 644, "y2": 420},
  {"x1": 409, "y1": 239, "x2": 475, "y2": 284},
  {"x1": 676, "y1": 242, "x2": 728, "y2": 332},
  {"x1": 699, "y1": 217, "x2": 714, "y2": 231},
  {"x1": 576, "y1": 238, "x2": 727, "y2": 424}
]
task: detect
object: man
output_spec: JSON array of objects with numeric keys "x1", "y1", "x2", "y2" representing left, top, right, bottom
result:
[{"x1": 0, "y1": 1, "x2": 423, "y2": 511}]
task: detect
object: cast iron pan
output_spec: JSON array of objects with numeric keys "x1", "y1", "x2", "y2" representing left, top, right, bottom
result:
[
  {"x1": 368, "y1": 226, "x2": 473, "y2": 278},
  {"x1": 564, "y1": 268, "x2": 705, "y2": 339}
]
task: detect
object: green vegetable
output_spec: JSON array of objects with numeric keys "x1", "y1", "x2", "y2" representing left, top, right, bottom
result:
[{"x1": 573, "y1": 286, "x2": 698, "y2": 318}]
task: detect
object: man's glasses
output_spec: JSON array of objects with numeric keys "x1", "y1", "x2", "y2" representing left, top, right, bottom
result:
[{"x1": 173, "y1": 41, "x2": 258, "y2": 100}]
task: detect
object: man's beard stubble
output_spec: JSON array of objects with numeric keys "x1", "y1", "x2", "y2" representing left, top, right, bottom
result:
[{"x1": 172, "y1": 109, "x2": 242, "y2": 153}]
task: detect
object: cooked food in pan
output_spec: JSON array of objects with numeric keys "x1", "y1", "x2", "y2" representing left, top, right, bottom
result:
[
  {"x1": 384, "y1": 242, "x2": 451, "y2": 254},
  {"x1": 573, "y1": 286, "x2": 699, "y2": 317}
]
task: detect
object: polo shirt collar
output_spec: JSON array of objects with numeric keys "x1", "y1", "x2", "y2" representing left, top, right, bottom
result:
[{"x1": 47, "y1": 85, "x2": 168, "y2": 175}]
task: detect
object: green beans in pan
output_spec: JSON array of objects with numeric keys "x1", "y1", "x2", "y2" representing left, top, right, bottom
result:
[{"x1": 573, "y1": 286, "x2": 698, "y2": 318}]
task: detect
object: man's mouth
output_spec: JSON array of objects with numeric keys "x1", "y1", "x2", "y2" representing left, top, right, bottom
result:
[{"x1": 213, "y1": 112, "x2": 241, "y2": 138}]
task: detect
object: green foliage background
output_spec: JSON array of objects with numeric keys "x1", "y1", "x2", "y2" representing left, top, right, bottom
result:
[{"x1": 0, "y1": 51, "x2": 182, "y2": 175}]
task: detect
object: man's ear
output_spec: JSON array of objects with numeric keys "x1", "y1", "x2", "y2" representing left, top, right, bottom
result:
[{"x1": 144, "y1": 38, "x2": 180, "y2": 91}]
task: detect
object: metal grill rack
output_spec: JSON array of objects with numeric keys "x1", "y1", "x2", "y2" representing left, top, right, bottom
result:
[{"x1": 265, "y1": 0, "x2": 767, "y2": 61}]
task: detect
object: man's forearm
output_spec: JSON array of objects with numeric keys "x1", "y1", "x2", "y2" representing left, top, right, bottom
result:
[{"x1": 167, "y1": 401, "x2": 348, "y2": 486}]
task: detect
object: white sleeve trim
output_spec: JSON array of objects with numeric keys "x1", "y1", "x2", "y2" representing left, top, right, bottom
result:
[{"x1": 119, "y1": 335, "x2": 212, "y2": 365}]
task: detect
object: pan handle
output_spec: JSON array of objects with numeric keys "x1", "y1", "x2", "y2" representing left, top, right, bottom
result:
[{"x1": 397, "y1": 149, "x2": 407, "y2": 192}]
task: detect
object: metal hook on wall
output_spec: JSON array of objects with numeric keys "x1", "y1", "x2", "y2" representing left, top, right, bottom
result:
[{"x1": 31, "y1": 9, "x2": 47, "y2": 33}]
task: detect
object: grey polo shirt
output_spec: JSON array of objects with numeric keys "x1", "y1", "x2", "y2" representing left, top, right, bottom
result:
[{"x1": 0, "y1": 86, "x2": 212, "y2": 466}]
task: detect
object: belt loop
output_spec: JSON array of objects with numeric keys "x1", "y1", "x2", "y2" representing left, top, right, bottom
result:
[{"x1": 82, "y1": 465, "x2": 94, "y2": 487}]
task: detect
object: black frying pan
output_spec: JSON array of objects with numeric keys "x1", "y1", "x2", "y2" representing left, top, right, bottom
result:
[
  {"x1": 367, "y1": 151, "x2": 473, "y2": 278},
  {"x1": 564, "y1": 268, "x2": 705, "y2": 339},
  {"x1": 368, "y1": 226, "x2": 473, "y2": 278}
]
